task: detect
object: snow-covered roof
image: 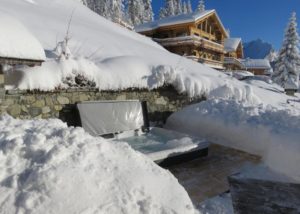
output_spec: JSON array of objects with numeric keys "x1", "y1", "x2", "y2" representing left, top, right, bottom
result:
[
  {"x1": 240, "y1": 59, "x2": 271, "y2": 69},
  {"x1": 224, "y1": 38, "x2": 242, "y2": 52},
  {"x1": 0, "y1": 12, "x2": 45, "y2": 61},
  {"x1": 135, "y1": 10, "x2": 229, "y2": 37}
]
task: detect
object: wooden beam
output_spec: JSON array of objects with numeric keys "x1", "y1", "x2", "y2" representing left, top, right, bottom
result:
[{"x1": 0, "y1": 57, "x2": 43, "y2": 66}]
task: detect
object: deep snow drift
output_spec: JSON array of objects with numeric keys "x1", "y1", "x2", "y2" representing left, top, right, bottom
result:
[
  {"x1": 0, "y1": 12, "x2": 45, "y2": 60},
  {"x1": 165, "y1": 97, "x2": 300, "y2": 182},
  {"x1": 0, "y1": 115, "x2": 197, "y2": 214}
]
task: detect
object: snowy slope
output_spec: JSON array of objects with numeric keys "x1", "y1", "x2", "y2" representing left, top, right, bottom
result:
[
  {"x1": 0, "y1": 115, "x2": 197, "y2": 214},
  {"x1": 1, "y1": 0, "x2": 262, "y2": 103}
]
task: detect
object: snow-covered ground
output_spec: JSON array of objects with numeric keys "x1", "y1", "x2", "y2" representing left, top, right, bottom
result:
[
  {"x1": 0, "y1": 0, "x2": 272, "y2": 105},
  {"x1": 165, "y1": 80, "x2": 300, "y2": 182},
  {"x1": 0, "y1": 115, "x2": 197, "y2": 214}
]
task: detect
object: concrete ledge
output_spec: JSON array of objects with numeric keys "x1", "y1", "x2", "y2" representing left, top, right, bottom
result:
[{"x1": 228, "y1": 170, "x2": 300, "y2": 214}]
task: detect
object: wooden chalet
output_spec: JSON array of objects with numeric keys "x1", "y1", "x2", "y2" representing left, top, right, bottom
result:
[
  {"x1": 135, "y1": 10, "x2": 229, "y2": 70},
  {"x1": 224, "y1": 38, "x2": 244, "y2": 70}
]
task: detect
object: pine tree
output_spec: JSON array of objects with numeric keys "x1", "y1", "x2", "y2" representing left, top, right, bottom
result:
[
  {"x1": 273, "y1": 12, "x2": 300, "y2": 91},
  {"x1": 186, "y1": 0, "x2": 192, "y2": 13},
  {"x1": 165, "y1": 0, "x2": 176, "y2": 16},
  {"x1": 110, "y1": 0, "x2": 125, "y2": 22},
  {"x1": 174, "y1": 0, "x2": 183, "y2": 15},
  {"x1": 143, "y1": 0, "x2": 154, "y2": 23},
  {"x1": 197, "y1": 0, "x2": 205, "y2": 12},
  {"x1": 159, "y1": 7, "x2": 167, "y2": 19},
  {"x1": 182, "y1": 1, "x2": 188, "y2": 14},
  {"x1": 127, "y1": 0, "x2": 144, "y2": 26}
]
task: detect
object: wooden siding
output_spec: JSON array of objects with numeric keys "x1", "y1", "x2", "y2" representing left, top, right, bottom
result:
[{"x1": 0, "y1": 57, "x2": 43, "y2": 67}]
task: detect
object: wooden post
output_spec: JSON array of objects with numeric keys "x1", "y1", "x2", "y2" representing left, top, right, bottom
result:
[
  {"x1": 0, "y1": 64, "x2": 5, "y2": 105},
  {"x1": 0, "y1": 64, "x2": 4, "y2": 88}
]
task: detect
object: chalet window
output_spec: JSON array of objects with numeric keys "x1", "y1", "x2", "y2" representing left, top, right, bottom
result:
[
  {"x1": 193, "y1": 51, "x2": 197, "y2": 56},
  {"x1": 194, "y1": 33, "x2": 200, "y2": 37},
  {"x1": 176, "y1": 32, "x2": 187, "y2": 37}
]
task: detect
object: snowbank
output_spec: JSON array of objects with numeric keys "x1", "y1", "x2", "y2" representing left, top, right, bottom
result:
[
  {"x1": 165, "y1": 99, "x2": 300, "y2": 182},
  {"x1": 0, "y1": 12, "x2": 45, "y2": 61},
  {"x1": 0, "y1": 115, "x2": 197, "y2": 214}
]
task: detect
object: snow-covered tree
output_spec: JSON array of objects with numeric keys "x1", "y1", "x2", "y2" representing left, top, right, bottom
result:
[
  {"x1": 273, "y1": 12, "x2": 300, "y2": 91},
  {"x1": 110, "y1": 0, "x2": 125, "y2": 22},
  {"x1": 127, "y1": 0, "x2": 144, "y2": 26},
  {"x1": 186, "y1": 0, "x2": 193, "y2": 13},
  {"x1": 197, "y1": 0, "x2": 205, "y2": 12},
  {"x1": 143, "y1": 0, "x2": 154, "y2": 23},
  {"x1": 165, "y1": 0, "x2": 176, "y2": 16},
  {"x1": 174, "y1": 0, "x2": 183, "y2": 15},
  {"x1": 182, "y1": 1, "x2": 188, "y2": 14},
  {"x1": 159, "y1": 7, "x2": 167, "y2": 19}
]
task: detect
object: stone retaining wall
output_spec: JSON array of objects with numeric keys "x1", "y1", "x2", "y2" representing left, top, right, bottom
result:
[{"x1": 0, "y1": 86, "x2": 204, "y2": 125}]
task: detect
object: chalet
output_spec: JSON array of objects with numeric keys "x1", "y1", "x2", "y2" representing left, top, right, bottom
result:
[
  {"x1": 224, "y1": 38, "x2": 244, "y2": 70},
  {"x1": 0, "y1": 13, "x2": 45, "y2": 87},
  {"x1": 239, "y1": 59, "x2": 272, "y2": 76},
  {"x1": 135, "y1": 9, "x2": 229, "y2": 70}
]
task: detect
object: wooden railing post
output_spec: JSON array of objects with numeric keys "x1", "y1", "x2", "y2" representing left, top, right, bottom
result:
[{"x1": 0, "y1": 65, "x2": 5, "y2": 104}]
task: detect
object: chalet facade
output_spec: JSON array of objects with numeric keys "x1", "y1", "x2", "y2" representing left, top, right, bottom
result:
[
  {"x1": 136, "y1": 9, "x2": 272, "y2": 76},
  {"x1": 136, "y1": 10, "x2": 229, "y2": 70}
]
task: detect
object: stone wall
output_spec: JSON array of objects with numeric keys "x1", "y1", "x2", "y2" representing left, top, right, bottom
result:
[{"x1": 0, "y1": 86, "x2": 204, "y2": 125}]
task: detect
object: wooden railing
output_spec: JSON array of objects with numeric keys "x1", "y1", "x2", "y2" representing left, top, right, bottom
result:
[{"x1": 154, "y1": 35, "x2": 225, "y2": 53}]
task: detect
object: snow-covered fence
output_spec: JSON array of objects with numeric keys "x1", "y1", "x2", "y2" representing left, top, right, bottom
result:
[{"x1": 0, "y1": 86, "x2": 204, "y2": 124}]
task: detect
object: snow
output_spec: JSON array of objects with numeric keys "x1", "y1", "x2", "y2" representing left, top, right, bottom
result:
[
  {"x1": 198, "y1": 193, "x2": 233, "y2": 214},
  {"x1": 224, "y1": 38, "x2": 242, "y2": 53},
  {"x1": 239, "y1": 58, "x2": 271, "y2": 69},
  {"x1": 112, "y1": 127, "x2": 209, "y2": 162},
  {"x1": 0, "y1": 115, "x2": 197, "y2": 214},
  {"x1": 135, "y1": 9, "x2": 228, "y2": 37},
  {"x1": 0, "y1": 12, "x2": 45, "y2": 61},
  {"x1": 165, "y1": 94, "x2": 300, "y2": 182}
]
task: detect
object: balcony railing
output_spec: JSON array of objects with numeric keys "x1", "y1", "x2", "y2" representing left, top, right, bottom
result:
[
  {"x1": 187, "y1": 56, "x2": 224, "y2": 69},
  {"x1": 154, "y1": 35, "x2": 225, "y2": 53}
]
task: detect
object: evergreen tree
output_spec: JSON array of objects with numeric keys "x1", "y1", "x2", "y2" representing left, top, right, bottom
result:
[
  {"x1": 143, "y1": 0, "x2": 154, "y2": 23},
  {"x1": 127, "y1": 0, "x2": 144, "y2": 26},
  {"x1": 165, "y1": 0, "x2": 176, "y2": 16},
  {"x1": 159, "y1": 7, "x2": 167, "y2": 19},
  {"x1": 110, "y1": 0, "x2": 125, "y2": 22},
  {"x1": 197, "y1": 0, "x2": 205, "y2": 12},
  {"x1": 186, "y1": 0, "x2": 192, "y2": 13},
  {"x1": 174, "y1": 0, "x2": 183, "y2": 15},
  {"x1": 273, "y1": 12, "x2": 300, "y2": 90},
  {"x1": 182, "y1": 1, "x2": 188, "y2": 14}
]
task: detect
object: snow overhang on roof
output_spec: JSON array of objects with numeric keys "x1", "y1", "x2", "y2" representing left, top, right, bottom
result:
[
  {"x1": 0, "y1": 12, "x2": 46, "y2": 62},
  {"x1": 240, "y1": 59, "x2": 271, "y2": 69},
  {"x1": 224, "y1": 38, "x2": 242, "y2": 52},
  {"x1": 135, "y1": 10, "x2": 229, "y2": 38}
]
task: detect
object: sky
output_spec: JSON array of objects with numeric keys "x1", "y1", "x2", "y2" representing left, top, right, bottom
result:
[{"x1": 152, "y1": 0, "x2": 300, "y2": 50}]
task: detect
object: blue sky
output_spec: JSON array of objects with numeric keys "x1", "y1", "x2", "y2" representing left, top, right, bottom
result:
[{"x1": 152, "y1": 0, "x2": 300, "y2": 50}]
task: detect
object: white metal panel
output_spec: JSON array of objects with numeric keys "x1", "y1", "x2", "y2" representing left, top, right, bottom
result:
[{"x1": 77, "y1": 100, "x2": 144, "y2": 136}]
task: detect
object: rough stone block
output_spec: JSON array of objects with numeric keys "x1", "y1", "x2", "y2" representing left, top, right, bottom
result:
[{"x1": 57, "y1": 96, "x2": 70, "y2": 105}]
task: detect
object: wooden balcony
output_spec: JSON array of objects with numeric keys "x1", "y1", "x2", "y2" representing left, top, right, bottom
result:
[
  {"x1": 187, "y1": 56, "x2": 224, "y2": 70},
  {"x1": 154, "y1": 35, "x2": 225, "y2": 53}
]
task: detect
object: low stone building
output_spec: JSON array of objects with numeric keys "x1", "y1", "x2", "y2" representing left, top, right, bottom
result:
[{"x1": 0, "y1": 12, "x2": 45, "y2": 90}]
